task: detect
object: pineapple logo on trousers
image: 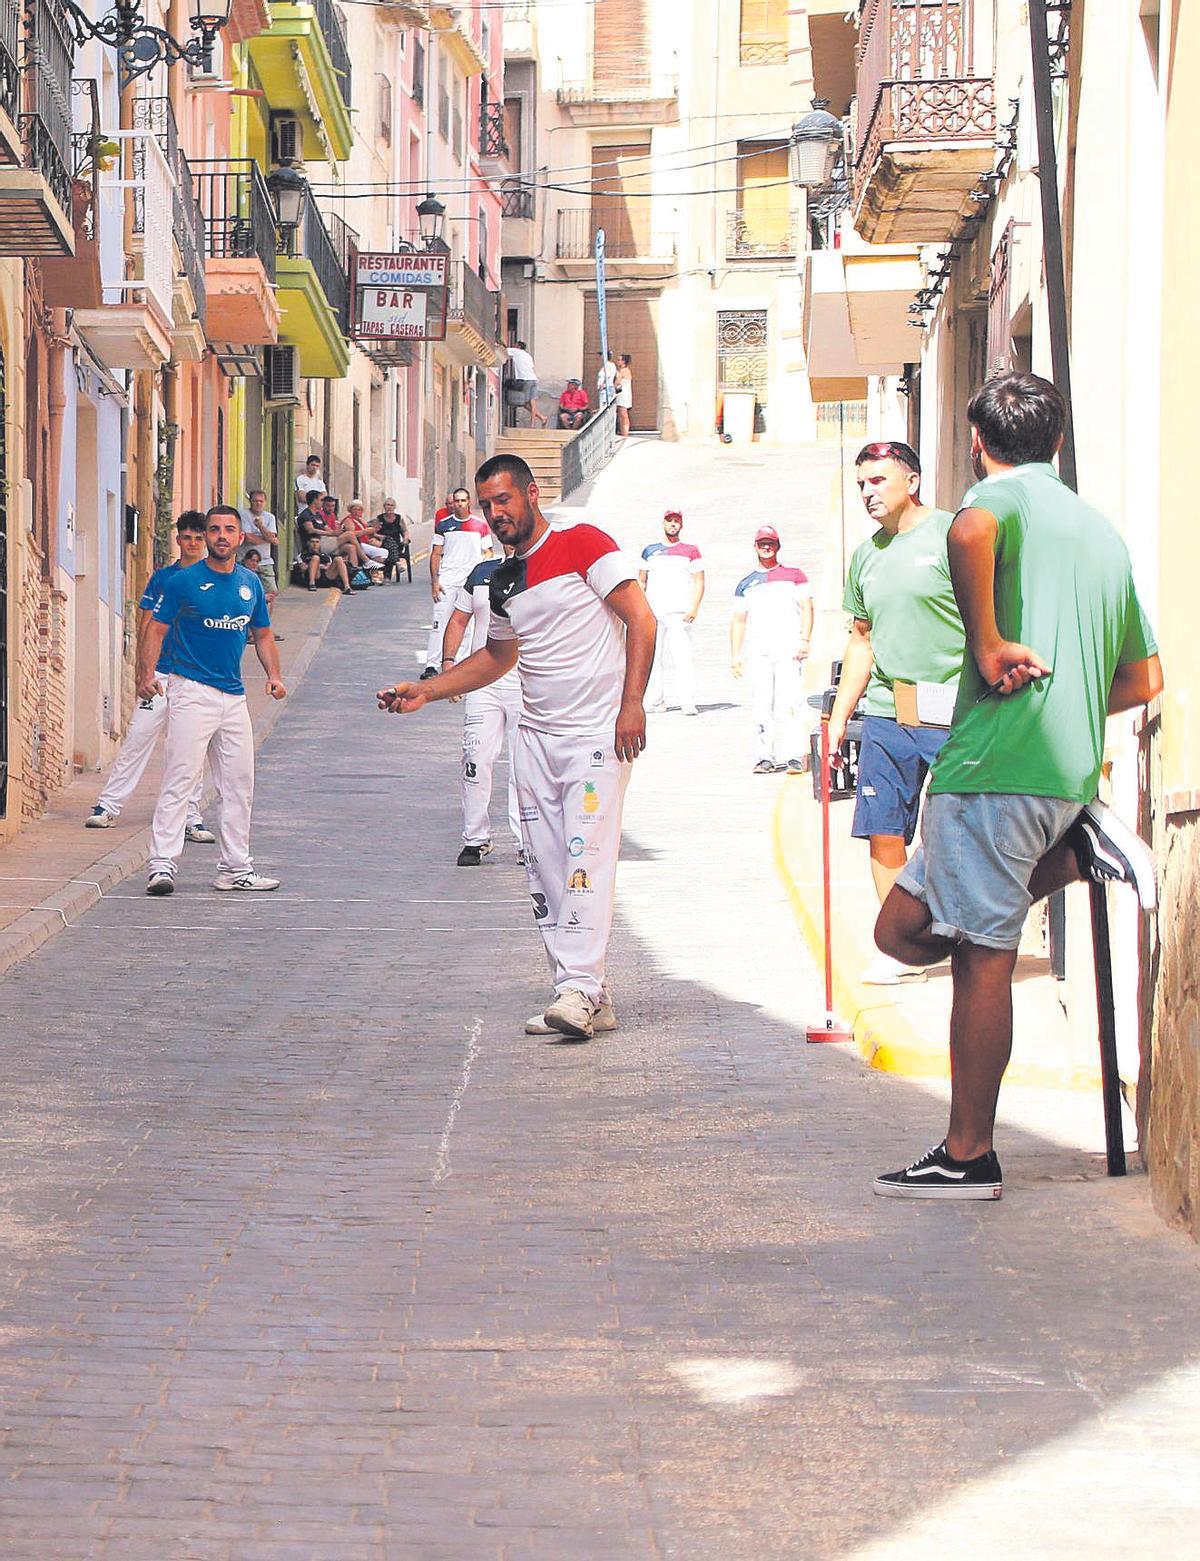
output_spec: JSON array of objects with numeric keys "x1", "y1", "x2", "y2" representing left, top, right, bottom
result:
[{"x1": 582, "y1": 782, "x2": 599, "y2": 815}]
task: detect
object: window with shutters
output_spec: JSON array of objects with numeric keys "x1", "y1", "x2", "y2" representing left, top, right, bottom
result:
[
  {"x1": 413, "y1": 36, "x2": 425, "y2": 111},
  {"x1": 729, "y1": 141, "x2": 795, "y2": 257},
  {"x1": 593, "y1": 0, "x2": 648, "y2": 93},
  {"x1": 740, "y1": 0, "x2": 788, "y2": 65},
  {"x1": 378, "y1": 73, "x2": 393, "y2": 145}
]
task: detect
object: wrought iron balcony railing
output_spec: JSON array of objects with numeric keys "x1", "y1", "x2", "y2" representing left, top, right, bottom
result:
[
  {"x1": 725, "y1": 208, "x2": 799, "y2": 260},
  {"x1": 501, "y1": 179, "x2": 533, "y2": 220},
  {"x1": 131, "y1": 95, "x2": 207, "y2": 324},
  {"x1": 479, "y1": 100, "x2": 508, "y2": 159},
  {"x1": 278, "y1": 186, "x2": 349, "y2": 335},
  {"x1": 175, "y1": 149, "x2": 206, "y2": 325},
  {"x1": 192, "y1": 158, "x2": 277, "y2": 284},
  {"x1": 313, "y1": 0, "x2": 352, "y2": 109},
  {"x1": 853, "y1": 0, "x2": 995, "y2": 211},
  {"x1": 447, "y1": 258, "x2": 500, "y2": 344},
  {"x1": 21, "y1": 0, "x2": 73, "y2": 220},
  {"x1": 0, "y1": 0, "x2": 19, "y2": 126},
  {"x1": 555, "y1": 208, "x2": 676, "y2": 261}
]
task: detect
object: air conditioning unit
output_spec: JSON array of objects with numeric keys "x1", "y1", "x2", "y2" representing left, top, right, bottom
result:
[
  {"x1": 263, "y1": 345, "x2": 300, "y2": 405},
  {"x1": 270, "y1": 112, "x2": 301, "y2": 165}
]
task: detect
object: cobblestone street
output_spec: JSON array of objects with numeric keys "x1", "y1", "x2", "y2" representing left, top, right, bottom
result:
[{"x1": 0, "y1": 442, "x2": 1198, "y2": 1557}]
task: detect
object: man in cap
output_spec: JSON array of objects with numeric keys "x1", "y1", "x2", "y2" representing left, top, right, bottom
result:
[
  {"x1": 557, "y1": 379, "x2": 590, "y2": 430},
  {"x1": 731, "y1": 526, "x2": 813, "y2": 773},
  {"x1": 639, "y1": 507, "x2": 704, "y2": 716}
]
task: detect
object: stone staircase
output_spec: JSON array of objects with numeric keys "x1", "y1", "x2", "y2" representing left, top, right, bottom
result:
[{"x1": 490, "y1": 428, "x2": 576, "y2": 502}]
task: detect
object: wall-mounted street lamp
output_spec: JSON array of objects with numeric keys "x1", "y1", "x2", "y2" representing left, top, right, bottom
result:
[
  {"x1": 61, "y1": 0, "x2": 234, "y2": 83},
  {"x1": 788, "y1": 100, "x2": 844, "y2": 192},
  {"x1": 416, "y1": 192, "x2": 446, "y2": 249},
  {"x1": 266, "y1": 163, "x2": 309, "y2": 231}
]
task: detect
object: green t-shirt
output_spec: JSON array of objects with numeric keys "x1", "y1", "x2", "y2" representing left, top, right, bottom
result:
[
  {"x1": 843, "y1": 508, "x2": 965, "y2": 718},
  {"x1": 930, "y1": 463, "x2": 1158, "y2": 803}
]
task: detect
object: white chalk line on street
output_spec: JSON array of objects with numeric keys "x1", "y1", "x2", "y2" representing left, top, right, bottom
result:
[
  {"x1": 432, "y1": 1016, "x2": 483, "y2": 1188},
  {"x1": 65, "y1": 923, "x2": 529, "y2": 934}
]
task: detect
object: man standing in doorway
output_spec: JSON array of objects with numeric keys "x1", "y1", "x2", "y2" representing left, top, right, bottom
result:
[
  {"x1": 422, "y1": 487, "x2": 493, "y2": 679},
  {"x1": 640, "y1": 507, "x2": 704, "y2": 716},
  {"x1": 827, "y1": 441, "x2": 964, "y2": 984},
  {"x1": 378, "y1": 454, "x2": 657, "y2": 1041},
  {"x1": 730, "y1": 526, "x2": 813, "y2": 773},
  {"x1": 873, "y1": 374, "x2": 1161, "y2": 1200},
  {"x1": 440, "y1": 544, "x2": 524, "y2": 868},
  {"x1": 85, "y1": 511, "x2": 214, "y2": 841},
  {"x1": 140, "y1": 505, "x2": 287, "y2": 897}
]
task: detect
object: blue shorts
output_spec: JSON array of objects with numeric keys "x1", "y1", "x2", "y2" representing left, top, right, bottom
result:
[
  {"x1": 897, "y1": 791, "x2": 1083, "y2": 949},
  {"x1": 851, "y1": 715, "x2": 948, "y2": 843}
]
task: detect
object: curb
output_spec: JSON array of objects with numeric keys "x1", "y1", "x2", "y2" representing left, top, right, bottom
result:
[
  {"x1": 772, "y1": 763, "x2": 1103, "y2": 1092},
  {"x1": 0, "y1": 589, "x2": 341, "y2": 985}
]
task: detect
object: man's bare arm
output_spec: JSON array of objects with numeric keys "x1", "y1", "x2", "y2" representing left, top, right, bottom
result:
[
  {"x1": 430, "y1": 545, "x2": 442, "y2": 599},
  {"x1": 137, "y1": 620, "x2": 169, "y2": 698},
  {"x1": 1109, "y1": 655, "x2": 1163, "y2": 714},
  {"x1": 730, "y1": 611, "x2": 747, "y2": 676},
  {"x1": 251, "y1": 625, "x2": 285, "y2": 697},
  {"x1": 798, "y1": 596, "x2": 814, "y2": 655},
  {"x1": 686, "y1": 571, "x2": 705, "y2": 622},
  {"x1": 948, "y1": 506, "x2": 1051, "y2": 694},
  {"x1": 605, "y1": 579, "x2": 657, "y2": 761},
  {"x1": 441, "y1": 606, "x2": 471, "y2": 665},
  {"x1": 379, "y1": 638, "x2": 518, "y2": 713},
  {"x1": 828, "y1": 619, "x2": 874, "y2": 753}
]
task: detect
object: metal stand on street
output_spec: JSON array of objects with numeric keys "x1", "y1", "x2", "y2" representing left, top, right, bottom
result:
[
  {"x1": 1088, "y1": 879, "x2": 1127, "y2": 1176},
  {"x1": 807, "y1": 720, "x2": 853, "y2": 1044}
]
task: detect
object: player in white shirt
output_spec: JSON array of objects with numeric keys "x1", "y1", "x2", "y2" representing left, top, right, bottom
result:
[
  {"x1": 639, "y1": 507, "x2": 704, "y2": 715},
  {"x1": 378, "y1": 453, "x2": 657, "y2": 1041},
  {"x1": 441, "y1": 548, "x2": 524, "y2": 867},
  {"x1": 422, "y1": 488, "x2": 494, "y2": 678},
  {"x1": 730, "y1": 525, "x2": 813, "y2": 773}
]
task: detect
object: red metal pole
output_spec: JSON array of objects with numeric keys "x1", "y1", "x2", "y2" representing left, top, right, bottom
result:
[{"x1": 807, "y1": 717, "x2": 853, "y2": 1043}]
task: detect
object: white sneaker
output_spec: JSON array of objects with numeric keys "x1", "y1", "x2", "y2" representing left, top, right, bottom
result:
[
  {"x1": 213, "y1": 871, "x2": 281, "y2": 892},
  {"x1": 861, "y1": 952, "x2": 927, "y2": 986},
  {"x1": 85, "y1": 805, "x2": 115, "y2": 828},
  {"x1": 541, "y1": 988, "x2": 598, "y2": 1039},
  {"x1": 1070, "y1": 801, "x2": 1158, "y2": 910},
  {"x1": 146, "y1": 871, "x2": 175, "y2": 897},
  {"x1": 526, "y1": 1001, "x2": 617, "y2": 1036},
  {"x1": 184, "y1": 821, "x2": 216, "y2": 844}
]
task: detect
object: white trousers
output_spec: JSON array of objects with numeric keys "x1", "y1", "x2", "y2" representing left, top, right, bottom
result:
[
  {"x1": 149, "y1": 676, "x2": 256, "y2": 877},
  {"x1": 359, "y1": 542, "x2": 388, "y2": 564},
  {"x1": 515, "y1": 727, "x2": 631, "y2": 1003},
  {"x1": 461, "y1": 684, "x2": 522, "y2": 846},
  {"x1": 96, "y1": 688, "x2": 204, "y2": 825},
  {"x1": 425, "y1": 591, "x2": 463, "y2": 668},
  {"x1": 750, "y1": 654, "x2": 802, "y2": 763},
  {"x1": 645, "y1": 612, "x2": 696, "y2": 711}
]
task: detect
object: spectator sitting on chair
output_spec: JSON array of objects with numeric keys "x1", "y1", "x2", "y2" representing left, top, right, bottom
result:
[
  {"x1": 375, "y1": 498, "x2": 412, "y2": 581},
  {"x1": 557, "y1": 379, "x2": 589, "y2": 430},
  {"x1": 342, "y1": 500, "x2": 389, "y2": 574},
  {"x1": 320, "y1": 494, "x2": 371, "y2": 573}
]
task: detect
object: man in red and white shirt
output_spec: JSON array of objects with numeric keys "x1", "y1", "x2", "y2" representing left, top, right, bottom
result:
[
  {"x1": 379, "y1": 454, "x2": 657, "y2": 1040},
  {"x1": 730, "y1": 525, "x2": 813, "y2": 773},
  {"x1": 639, "y1": 507, "x2": 705, "y2": 715},
  {"x1": 423, "y1": 488, "x2": 493, "y2": 677}
]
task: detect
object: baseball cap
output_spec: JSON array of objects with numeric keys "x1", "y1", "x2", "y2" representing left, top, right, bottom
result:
[
  {"x1": 754, "y1": 525, "x2": 780, "y2": 544},
  {"x1": 664, "y1": 507, "x2": 682, "y2": 519}
]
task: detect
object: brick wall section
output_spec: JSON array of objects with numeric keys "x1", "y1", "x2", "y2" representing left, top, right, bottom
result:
[
  {"x1": 1140, "y1": 811, "x2": 1200, "y2": 1239},
  {"x1": 17, "y1": 547, "x2": 71, "y2": 821}
]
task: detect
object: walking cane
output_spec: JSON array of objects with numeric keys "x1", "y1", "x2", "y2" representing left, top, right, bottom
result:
[
  {"x1": 807, "y1": 718, "x2": 853, "y2": 1044},
  {"x1": 1088, "y1": 879, "x2": 1127, "y2": 1176}
]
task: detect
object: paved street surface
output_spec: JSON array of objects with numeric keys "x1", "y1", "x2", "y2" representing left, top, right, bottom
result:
[{"x1": 1, "y1": 440, "x2": 1198, "y2": 1558}]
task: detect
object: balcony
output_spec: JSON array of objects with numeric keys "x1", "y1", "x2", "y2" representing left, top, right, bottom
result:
[
  {"x1": 804, "y1": 224, "x2": 923, "y2": 399},
  {"x1": 74, "y1": 130, "x2": 174, "y2": 370},
  {"x1": 556, "y1": 69, "x2": 679, "y2": 128},
  {"x1": 193, "y1": 158, "x2": 281, "y2": 348},
  {"x1": 373, "y1": 0, "x2": 429, "y2": 26},
  {"x1": 852, "y1": 0, "x2": 996, "y2": 245},
  {"x1": 39, "y1": 143, "x2": 101, "y2": 307},
  {"x1": 442, "y1": 259, "x2": 504, "y2": 368},
  {"x1": 247, "y1": 0, "x2": 353, "y2": 162},
  {"x1": 429, "y1": 5, "x2": 487, "y2": 75},
  {"x1": 479, "y1": 101, "x2": 509, "y2": 169},
  {"x1": 0, "y1": 0, "x2": 21, "y2": 162},
  {"x1": 501, "y1": 177, "x2": 535, "y2": 258},
  {"x1": 276, "y1": 187, "x2": 349, "y2": 378},
  {"x1": 503, "y1": 0, "x2": 536, "y2": 61},
  {"x1": 0, "y1": 0, "x2": 73, "y2": 256},
  {"x1": 725, "y1": 209, "x2": 800, "y2": 261},
  {"x1": 130, "y1": 97, "x2": 208, "y2": 356},
  {"x1": 554, "y1": 209, "x2": 676, "y2": 278}
]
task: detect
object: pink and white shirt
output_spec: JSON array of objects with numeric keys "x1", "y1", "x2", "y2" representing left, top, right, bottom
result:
[
  {"x1": 640, "y1": 540, "x2": 703, "y2": 618},
  {"x1": 433, "y1": 513, "x2": 492, "y2": 589},
  {"x1": 733, "y1": 563, "x2": 812, "y2": 658},
  {"x1": 486, "y1": 523, "x2": 637, "y2": 735}
]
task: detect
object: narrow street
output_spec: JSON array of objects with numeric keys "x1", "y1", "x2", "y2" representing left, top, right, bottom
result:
[{"x1": 0, "y1": 443, "x2": 1197, "y2": 1558}]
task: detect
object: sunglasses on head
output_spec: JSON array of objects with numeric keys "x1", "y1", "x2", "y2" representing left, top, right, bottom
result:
[{"x1": 856, "y1": 440, "x2": 921, "y2": 473}]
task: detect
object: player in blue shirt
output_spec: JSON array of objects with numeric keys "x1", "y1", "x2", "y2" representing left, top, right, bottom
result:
[
  {"x1": 84, "y1": 512, "x2": 215, "y2": 840},
  {"x1": 138, "y1": 505, "x2": 286, "y2": 897}
]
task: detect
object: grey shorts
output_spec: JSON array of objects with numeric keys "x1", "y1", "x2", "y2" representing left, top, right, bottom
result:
[
  {"x1": 256, "y1": 560, "x2": 278, "y2": 594},
  {"x1": 897, "y1": 791, "x2": 1083, "y2": 950}
]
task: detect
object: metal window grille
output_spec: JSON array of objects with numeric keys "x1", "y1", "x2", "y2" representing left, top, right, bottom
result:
[{"x1": 717, "y1": 309, "x2": 769, "y2": 398}]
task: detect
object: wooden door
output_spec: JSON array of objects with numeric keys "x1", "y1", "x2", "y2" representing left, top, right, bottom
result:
[{"x1": 584, "y1": 292, "x2": 660, "y2": 431}]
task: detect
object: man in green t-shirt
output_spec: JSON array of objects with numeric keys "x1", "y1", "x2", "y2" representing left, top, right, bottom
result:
[
  {"x1": 828, "y1": 440, "x2": 965, "y2": 985},
  {"x1": 872, "y1": 374, "x2": 1162, "y2": 1202}
]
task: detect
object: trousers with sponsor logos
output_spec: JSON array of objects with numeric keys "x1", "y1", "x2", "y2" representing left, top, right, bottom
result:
[
  {"x1": 149, "y1": 676, "x2": 256, "y2": 877},
  {"x1": 645, "y1": 612, "x2": 697, "y2": 712},
  {"x1": 425, "y1": 589, "x2": 468, "y2": 669},
  {"x1": 515, "y1": 727, "x2": 631, "y2": 1003},
  {"x1": 96, "y1": 687, "x2": 204, "y2": 824},
  {"x1": 461, "y1": 681, "x2": 522, "y2": 847},
  {"x1": 750, "y1": 653, "x2": 803, "y2": 764}
]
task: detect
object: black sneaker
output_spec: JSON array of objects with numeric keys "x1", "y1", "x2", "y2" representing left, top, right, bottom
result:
[
  {"x1": 873, "y1": 1142, "x2": 1003, "y2": 1200},
  {"x1": 1067, "y1": 801, "x2": 1157, "y2": 909},
  {"x1": 785, "y1": 758, "x2": 806, "y2": 775},
  {"x1": 752, "y1": 759, "x2": 775, "y2": 775},
  {"x1": 457, "y1": 843, "x2": 492, "y2": 867}
]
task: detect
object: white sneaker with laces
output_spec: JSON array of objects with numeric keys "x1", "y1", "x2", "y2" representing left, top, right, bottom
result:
[
  {"x1": 541, "y1": 988, "x2": 598, "y2": 1039},
  {"x1": 184, "y1": 821, "x2": 217, "y2": 844},
  {"x1": 861, "y1": 952, "x2": 927, "y2": 986},
  {"x1": 213, "y1": 871, "x2": 281, "y2": 892},
  {"x1": 146, "y1": 871, "x2": 175, "y2": 897},
  {"x1": 1072, "y1": 801, "x2": 1158, "y2": 909},
  {"x1": 526, "y1": 1001, "x2": 617, "y2": 1036}
]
